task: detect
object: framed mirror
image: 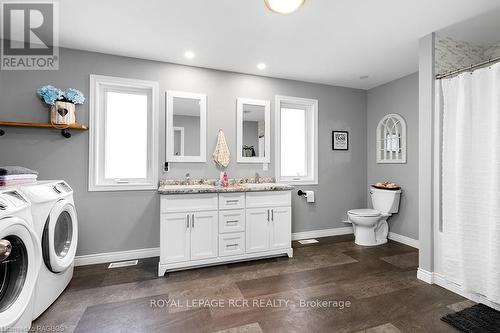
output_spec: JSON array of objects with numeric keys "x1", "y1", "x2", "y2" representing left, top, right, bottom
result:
[
  {"x1": 236, "y1": 98, "x2": 270, "y2": 163},
  {"x1": 166, "y1": 91, "x2": 207, "y2": 162}
]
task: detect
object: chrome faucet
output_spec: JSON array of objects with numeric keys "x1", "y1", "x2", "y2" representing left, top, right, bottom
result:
[
  {"x1": 185, "y1": 173, "x2": 190, "y2": 185},
  {"x1": 255, "y1": 172, "x2": 260, "y2": 183}
]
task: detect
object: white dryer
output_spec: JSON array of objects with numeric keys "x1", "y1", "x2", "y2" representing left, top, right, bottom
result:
[
  {"x1": 18, "y1": 181, "x2": 78, "y2": 319},
  {"x1": 0, "y1": 188, "x2": 41, "y2": 332}
]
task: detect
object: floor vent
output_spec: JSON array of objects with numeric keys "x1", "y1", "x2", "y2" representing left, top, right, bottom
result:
[
  {"x1": 108, "y1": 260, "x2": 138, "y2": 268},
  {"x1": 298, "y1": 239, "x2": 319, "y2": 245}
]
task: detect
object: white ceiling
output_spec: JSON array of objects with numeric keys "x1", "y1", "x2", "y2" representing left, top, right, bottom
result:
[{"x1": 58, "y1": 0, "x2": 500, "y2": 90}]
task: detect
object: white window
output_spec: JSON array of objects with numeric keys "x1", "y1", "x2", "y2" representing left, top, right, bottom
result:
[
  {"x1": 275, "y1": 95, "x2": 318, "y2": 185},
  {"x1": 89, "y1": 75, "x2": 159, "y2": 191},
  {"x1": 376, "y1": 113, "x2": 407, "y2": 164}
]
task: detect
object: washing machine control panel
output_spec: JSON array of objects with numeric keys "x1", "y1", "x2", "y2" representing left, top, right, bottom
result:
[
  {"x1": 52, "y1": 182, "x2": 71, "y2": 194},
  {"x1": 0, "y1": 197, "x2": 7, "y2": 210},
  {"x1": 0, "y1": 190, "x2": 29, "y2": 212}
]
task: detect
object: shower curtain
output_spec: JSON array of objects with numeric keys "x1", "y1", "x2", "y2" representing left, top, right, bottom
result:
[{"x1": 441, "y1": 62, "x2": 500, "y2": 303}]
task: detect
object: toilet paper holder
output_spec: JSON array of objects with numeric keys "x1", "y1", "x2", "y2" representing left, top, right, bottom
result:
[{"x1": 297, "y1": 190, "x2": 315, "y2": 203}]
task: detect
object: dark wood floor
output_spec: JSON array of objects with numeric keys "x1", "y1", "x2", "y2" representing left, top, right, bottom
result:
[{"x1": 33, "y1": 235, "x2": 470, "y2": 332}]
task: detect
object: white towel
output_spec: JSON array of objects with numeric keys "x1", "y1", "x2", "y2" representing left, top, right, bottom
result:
[
  {"x1": 0, "y1": 174, "x2": 38, "y2": 180},
  {"x1": 213, "y1": 130, "x2": 230, "y2": 168}
]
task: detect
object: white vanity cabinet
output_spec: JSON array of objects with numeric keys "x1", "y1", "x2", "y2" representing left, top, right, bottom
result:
[
  {"x1": 160, "y1": 194, "x2": 218, "y2": 266},
  {"x1": 160, "y1": 211, "x2": 218, "y2": 263},
  {"x1": 159, "y1": 190, "x2": 292, "y2": 276},
  {"x1": 270, "y1": 206, "x2": 292, "y2": 249},
  {"x1": 246, "y1": 192, "x2": 292, "y2": 253}
]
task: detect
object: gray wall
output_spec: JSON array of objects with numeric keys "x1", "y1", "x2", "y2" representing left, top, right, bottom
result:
[
  {"x1": 0, "y1": 47, "x2": 367, "y2": 256},
  {"x1": 367, "y1": 73, "x2": 419, "y2": 240}
]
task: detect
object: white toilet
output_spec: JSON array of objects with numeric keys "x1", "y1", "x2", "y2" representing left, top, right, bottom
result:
[{"x1": 347, "y1": 187, "x2": 401, "y2": 246}]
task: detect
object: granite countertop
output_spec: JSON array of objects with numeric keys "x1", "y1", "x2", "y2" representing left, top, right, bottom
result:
[{"x1": 158, "y1": 177, "x2": 294, "y2": 194}]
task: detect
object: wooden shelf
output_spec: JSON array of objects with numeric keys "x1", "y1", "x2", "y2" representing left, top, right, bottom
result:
[
  {"x1": 0, "y1": 121, "x2": 88, "y2": 130},
  {"x1": 0, "y1": 121, "x2": 88, "y2": 138}
]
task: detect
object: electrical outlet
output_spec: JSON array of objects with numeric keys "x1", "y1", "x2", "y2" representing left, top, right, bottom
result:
[{"x1": 163, "y1": 162, "x2": 169, "y2": 172}]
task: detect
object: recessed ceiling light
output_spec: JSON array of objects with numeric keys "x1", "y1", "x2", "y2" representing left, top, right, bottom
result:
[
  {"x1": 257, "y1": 63, "x2": 267, "y2": 70},
  {"x1": 264, "y1": 0, "x2": 306, "y2": 14},
  {"x1": 184, "y1": 51, "x2": 195, "y2": 59}
]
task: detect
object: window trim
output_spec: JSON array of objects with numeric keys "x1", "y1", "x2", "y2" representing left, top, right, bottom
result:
[
  {"x1": 89, "y1": 74, "x2": 159, "y2": 191},
  {"x1": 274, "y1": 95, "x2": 318, "y2": 185}
]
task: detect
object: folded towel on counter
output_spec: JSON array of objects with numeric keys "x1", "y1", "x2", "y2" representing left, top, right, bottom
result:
[
  {"x1": 0, "y1": 179, "x2": 36, "y2": 186},
  {"x1": 0, "y1": 166, "x2": 39, "y2": 176},
  {"x1": 0, "y1": 174, "x2": 38, "y2": 180}
]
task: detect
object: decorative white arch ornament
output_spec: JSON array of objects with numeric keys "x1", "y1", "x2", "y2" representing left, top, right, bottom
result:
[{"x1": 376, "y1": 113, "x2": 407, "y2": 164}]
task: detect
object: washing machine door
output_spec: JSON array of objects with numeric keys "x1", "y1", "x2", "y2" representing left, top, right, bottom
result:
[
  {"x1": 0, "y1": 217, "x2": 41, "y2": 329},
  {"x1": 42, "y1": 199, "x2": 78, "y2": 273}
]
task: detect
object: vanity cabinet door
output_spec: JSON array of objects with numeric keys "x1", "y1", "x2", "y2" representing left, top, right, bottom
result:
[
  {"x1": 245, "y1": 208, "x2": 270, "y2": 253},
  {"x1": 269, "y1": 207, "x2": 292, "y2": 250},
  {"x1": 161, "y1": 213, "x2": 190, "y2": 264},
  {"x1": 190, "y1": 211, "x2": 218, "y2": 261}
]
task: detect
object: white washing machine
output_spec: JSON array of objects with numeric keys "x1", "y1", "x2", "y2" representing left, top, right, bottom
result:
[
  {"x1": 18, "y1": 181, "x2": 78, "y2": 319},
  {"x1": 0, "y1": 188, "x2": 41, "y2": 332}
]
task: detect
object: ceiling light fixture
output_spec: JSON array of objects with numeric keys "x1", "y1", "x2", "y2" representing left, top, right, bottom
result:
[
  {"x1": 184, "y1": 51, "x2": 195, "y2": 59},
  {"x1": 257, "y1": 63, "x2": 267, "y2": 70},
  {"x1": 264, "y1": 0, "x2": 306, "y2": 14}
]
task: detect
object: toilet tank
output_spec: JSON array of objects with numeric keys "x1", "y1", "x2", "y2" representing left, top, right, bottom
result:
[{"x1": 370, "y1": 187, "x2": 401, "y2": 214}]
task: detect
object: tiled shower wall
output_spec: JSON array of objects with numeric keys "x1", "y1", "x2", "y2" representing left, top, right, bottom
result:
[
  {"x1": 435, "y1": 35, "x2": 500, "y2": 75},
  {"x1": 485, "y1": 43, "x2": 500, "y2": 60}
]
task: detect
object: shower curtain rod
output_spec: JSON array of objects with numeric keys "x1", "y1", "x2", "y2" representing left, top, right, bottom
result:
[{"x1": 436, "y1": 56, "x2": 500, "y2": 80}]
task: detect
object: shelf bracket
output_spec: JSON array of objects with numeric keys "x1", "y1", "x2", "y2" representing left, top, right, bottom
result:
[
  {"x1": 61, "y1": 129, "x2": 71, "y2": 139},
  {"x1": 0, "y1": 127, "x2": 72, "y2": 138}
]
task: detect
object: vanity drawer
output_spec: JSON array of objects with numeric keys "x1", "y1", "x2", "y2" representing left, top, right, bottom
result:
[
  {"x1": 219, "y1": 209, "x2": 245, "y2": 233},
  {"x1": 161, "y1": 193, "x2": 218, "y2": 213},
  {"x1": 219, "y1": 193, "x2": 245, "y2": 210},
  {"x1": 219, "y1": 232, "x2": 245, "y2": 257},
  {"x1": 246, "y1": 191, "x2": 291, "y2": 208}
]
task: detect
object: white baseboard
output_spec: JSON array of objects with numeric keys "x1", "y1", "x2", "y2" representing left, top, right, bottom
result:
[
  {"x1": 75, "y1": 247, "x2": 160, "y2": 266},
  {"x1": 292, "y1": 226, "x2": 353, "y2": 241},
  {"x1": 73, "y1": 229, "x2": 416, "y2": 266},
  {"x1": 291, "y1": 227, "x2": 419, "y2": 250},
  {"x1": 416, "y1": 268, "x2": 500, "y2": 310},
  {"x1": 388, "y1": 232, "x2": 419, "y2": 249},
  {"x1": 417, "y1": 268, "x2": 434, "y2": 284}
]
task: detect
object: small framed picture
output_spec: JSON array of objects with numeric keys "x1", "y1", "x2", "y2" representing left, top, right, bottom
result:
[{"x1": 332, "y1": 131, "x2": 349, "y2": 150}]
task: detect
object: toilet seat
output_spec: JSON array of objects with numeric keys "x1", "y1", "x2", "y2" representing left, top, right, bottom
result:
[{"x1": 348, "y1": 209, "x2": 380, "y2": 217}]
